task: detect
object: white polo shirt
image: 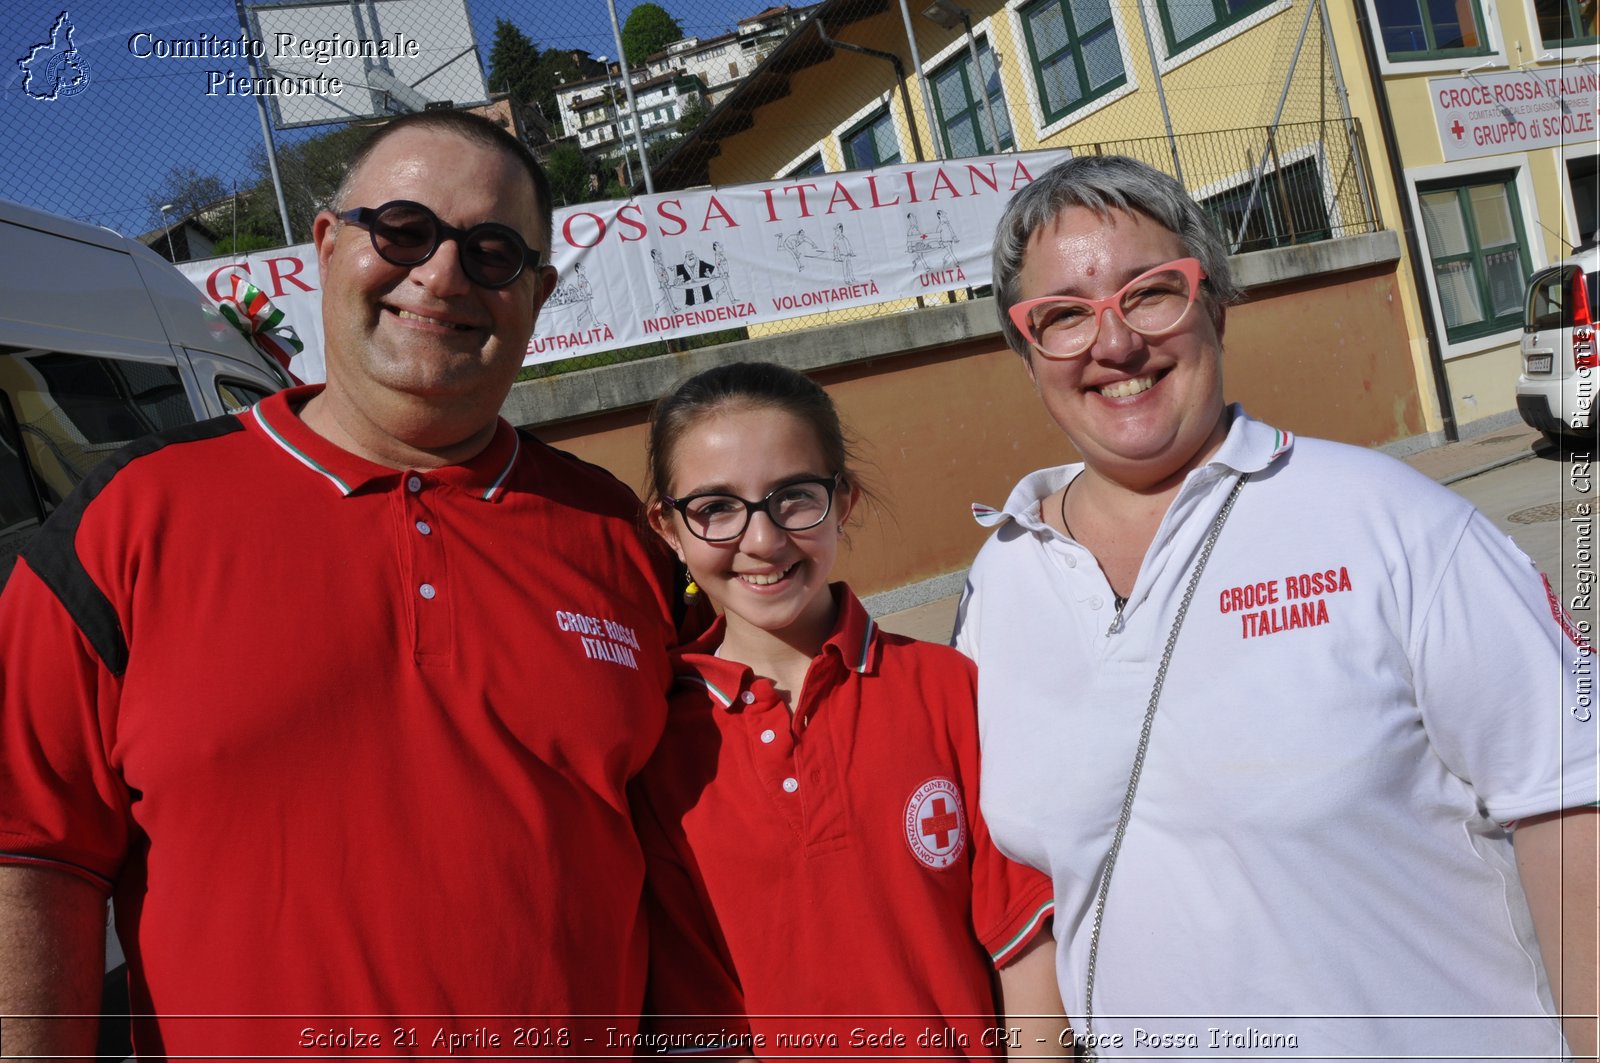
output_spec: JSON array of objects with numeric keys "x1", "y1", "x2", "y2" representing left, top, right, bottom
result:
[{"x1": 955, "y1": 407, "x2": 1596, "y2": 1060}]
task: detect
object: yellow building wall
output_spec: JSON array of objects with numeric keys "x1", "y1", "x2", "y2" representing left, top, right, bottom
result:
[{"x1": 1361, "y1": 0, "x2": 1593, "y2": 429}]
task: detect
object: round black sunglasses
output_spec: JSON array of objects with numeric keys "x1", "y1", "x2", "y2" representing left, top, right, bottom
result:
[{"x1": 336, "y1": 199, "x2": 545, "y2": 289}]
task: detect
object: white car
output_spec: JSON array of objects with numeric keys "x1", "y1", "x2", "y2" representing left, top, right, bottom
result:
[
  {"x1": 0, "y1": 197, "x2": 292, "y2": 589},
  {"x1": 1518, "y1": 243, "x2": 1599, "y2": 442}
]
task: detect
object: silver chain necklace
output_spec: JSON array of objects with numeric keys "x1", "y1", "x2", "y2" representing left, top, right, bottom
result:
[{"x1": 1078, "y1": 471, "x2": 1250, "y2": 1060}]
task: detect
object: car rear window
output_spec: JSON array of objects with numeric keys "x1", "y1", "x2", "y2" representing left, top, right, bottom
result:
[
  {"x1": 1525, "y1": 264, "x2": 1598, "y2": 331},
  {"x1": 1526, "y1": 267, "x2": 1574, "y2": 331}
]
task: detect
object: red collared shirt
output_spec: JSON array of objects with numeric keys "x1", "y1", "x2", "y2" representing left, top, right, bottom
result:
[
  {"x1": 0, "y1": 385, "x2": 676, "y2": 1055},
  {"x1": 632, "y1": 584, "x2": 1053, "y2": 1058}
]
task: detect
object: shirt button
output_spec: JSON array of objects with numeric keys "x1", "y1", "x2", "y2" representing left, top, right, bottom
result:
[
  {"x1": 741, "y1": 691, "x2": 756, "y2": 704},
  {"x1": 759, "y1": 729, "x2": 776, "y2": 744},
  {"x1": 782, "y1": 777, "x2": 799, "y2": 793},
  {"x1": 407, "y1": 475, "x2": 423, "y2": 493},
  {"x1": 1065, "y1": 555, "x2": 1077, "y2": 568},
  {"x1": 1089, "y1": 595, "x2": 1104, "y2": 609},
  {"x1": 415, "y1": 520, "x2": 432, "y2": 536},
  {"x1": 419, "y1": 583, "x2": 437, "y2": 600}
]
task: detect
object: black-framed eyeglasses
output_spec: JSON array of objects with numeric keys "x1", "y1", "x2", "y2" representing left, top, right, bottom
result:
[
  {"x1": 336, "y1": 199, "x2": 546, "y2": 289},
  {"x1": 663, "y1": 474, "x2": 842, "y2": 543}
]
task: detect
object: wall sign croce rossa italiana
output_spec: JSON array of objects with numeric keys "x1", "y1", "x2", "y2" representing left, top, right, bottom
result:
[{"x1": 177, "y1": 148, "x2": 1070, "y2": 381}]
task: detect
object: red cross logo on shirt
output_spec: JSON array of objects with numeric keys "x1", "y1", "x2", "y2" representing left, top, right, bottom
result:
[
  {"x1": 904, "y1": 777, "x2": 966, "y2": 870},
  {"x1": 920, "y1": 798, "x2": 959, "y2": 847}
]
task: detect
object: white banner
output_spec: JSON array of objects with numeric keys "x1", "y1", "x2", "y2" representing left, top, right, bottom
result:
[
  {"x1": 1430, "y1": 63, "x2": 1597, "y2": 161},
  {"x1": 178, "y1": 148, "x2": 1069, "y2": 381}
]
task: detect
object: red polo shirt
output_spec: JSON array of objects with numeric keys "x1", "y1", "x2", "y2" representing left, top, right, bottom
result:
[
  {"x1": 632, "y1": 585, "x2": 1053, "y2": 1059},
  {"x1": 0, "y1": 386, "x2": 675, "y2": 1058}
]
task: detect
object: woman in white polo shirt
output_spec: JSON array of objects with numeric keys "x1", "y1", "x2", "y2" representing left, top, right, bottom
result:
[{"x1": 954, "y1": 153, "x2": 1596, "y2": 1061}]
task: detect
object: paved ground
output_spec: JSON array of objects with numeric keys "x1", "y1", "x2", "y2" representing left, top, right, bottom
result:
[{"x1": 875, "y1": 423, "x2": 1565, "y2": 643}]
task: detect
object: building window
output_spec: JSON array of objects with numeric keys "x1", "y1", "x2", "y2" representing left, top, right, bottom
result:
[
  {"x1": 931, "y1": 42, "x2": 1013, "y2": 157},
  {"x1": 1570, "y1": 153, "x2": 1598, "y2": 246},
  {"x1": 1418, "y1": 172, "x2": 1530, "y2": 342},
  {"x1": 788, "y1": 153, "x2": 827, "y2": 177},
  {"x1": 841, "y1": 106, "x2": 902, "y2": 170},
  {"x1": 1533, "y1": 0, "x2": 1598, "y2": 44},
  {"x1": 1201, "y1": 157, "x2": 1332, "y2": 253},
  {"x1": 1020, "y1": 0, "x2": 1125, "y2": 123},
  {"x1": 1157, "y1": 0, "x2": 1275, "y2": 52},
  {"x1": 1372, "y1": 0, "x2": 1489, "y2": 58}
]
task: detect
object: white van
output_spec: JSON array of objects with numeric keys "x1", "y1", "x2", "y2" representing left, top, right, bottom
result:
[
  {"x1": 1518, "y1": 243, "x2": 1599, "y2": 442},
  {"x1": 0, "y1": 198, "x2": 292, "y2": 586}
]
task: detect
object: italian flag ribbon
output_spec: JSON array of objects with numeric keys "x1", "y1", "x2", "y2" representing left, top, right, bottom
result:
[{"x1": 217, "y1": 272, "x2": 303, "y2": 376}]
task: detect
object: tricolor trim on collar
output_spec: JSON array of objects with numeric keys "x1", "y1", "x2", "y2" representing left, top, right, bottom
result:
[
  {"x1": 250, "y1": 400, "x2": 353, "y2": 496},
  {"x1": 481, "y1": 431, "x2": 520, "y2": 501},
  {"x1": 854, "y1": 615, "x2": 876, "y2": 674},
  {"x1": 675, "y1": 673, "x2": 734, "y2": 708},
  {"x1": 1268, "y1": 427, "x2": 1294, "y2": 463}
]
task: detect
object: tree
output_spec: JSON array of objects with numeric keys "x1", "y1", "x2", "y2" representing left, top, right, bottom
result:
[
  {"x1": 543, "y1": 143, "x2": 594, "y2": 206},
  {"x1": 148, "y1": 165, "x2": 227, "y2": 223},
  {"x1": 621, "y1": 3, "x2": 683, "y2": 66},
  {"x1": 487, "y1": 20, "x2": 542, "y2": 115},
  {"x1": 675, "y1": 95, "x2": 708, "y2": 135}
]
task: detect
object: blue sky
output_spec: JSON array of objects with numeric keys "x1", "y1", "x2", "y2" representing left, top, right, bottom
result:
[{"x1": 2, "y1": 0, "x2": 757, "y2": 237}]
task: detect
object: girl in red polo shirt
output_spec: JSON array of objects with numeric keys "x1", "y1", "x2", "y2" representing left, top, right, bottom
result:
[{"x1": 632, "y1": 360, "x2": 1066, "y2": 1058}]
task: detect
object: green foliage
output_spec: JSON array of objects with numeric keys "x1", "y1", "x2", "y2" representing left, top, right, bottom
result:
[
  {"x1": 620, "y1": 3, "x2": 683, "y2": 66},
  {"x1": 211, "y1": 232, "x2": 279, "y2": 255},
  {"x1": 675, "y1": 95, "x2": 708, "y2": 135},
  {"x1": 645, "y1": 133, "x2": 684, "y2": 169},
  {"x1": 543, "y1": 142, "x2": 593, "y2": 206},
  {"x1": 488, "y1": 20, "x2": 541, "y2": 101},
  {"x1": 248, "y1": 125, "x2": 369, "y2": 243}
]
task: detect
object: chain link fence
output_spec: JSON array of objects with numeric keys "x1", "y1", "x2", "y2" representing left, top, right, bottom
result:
[{"x1": 5, "y1": 0, "x2": 1380, "y2": 378}]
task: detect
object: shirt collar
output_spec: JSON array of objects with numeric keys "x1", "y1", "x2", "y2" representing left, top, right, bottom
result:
[
  {"x1": 246, "y1": 385, "x2": 523, "y2": 501},
  {"x1": 971, "y1": 404, "x2": 1293, "y2": 531},
  {"x1": 672, "y1": 583, "x2": 880, "y2": 710}
]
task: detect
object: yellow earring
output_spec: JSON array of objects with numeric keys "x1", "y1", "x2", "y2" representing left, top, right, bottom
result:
[{"x1": 683, "y1": 578, "x2": 701, "y2": 606}]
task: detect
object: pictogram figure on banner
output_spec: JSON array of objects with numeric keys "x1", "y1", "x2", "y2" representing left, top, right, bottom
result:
[
  {"x1": 777, "y1": 229, "x2": 825, "y2": 272},
  {"x1": 650, "y1": 249, "x2": 675, "y2": 313},
  {"x1": 676, "y1": 248, "x2": 720, "y2": 306},
  {"x1": 907, "y1": 210, "x2": 961, "y2": 273},
  {"x1": 830, "y1": 224, "x2": 858, "y2": 284},
  {"x1": 711, "y1": 241, "x2": 736, "y2": 301},
  {"x1": 545, "y1": 262, "x2": 606, "y2": 332},
  {"x1": 935, "y1": 209, "x2": 959, "y2": 268}
]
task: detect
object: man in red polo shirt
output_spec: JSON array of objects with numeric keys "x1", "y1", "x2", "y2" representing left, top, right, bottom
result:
[{"x1": 0, "y1": 110, "x2": 676, "y2": 1057}]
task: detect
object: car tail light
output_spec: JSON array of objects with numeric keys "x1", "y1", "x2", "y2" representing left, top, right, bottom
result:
[{"x1": 1573, "y1": 268, "x2": 1595, "y2": 371}]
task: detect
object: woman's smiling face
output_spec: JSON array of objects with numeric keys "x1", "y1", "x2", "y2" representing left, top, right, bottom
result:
[{"x1": 1018, "y1": 205, "x2": 1230, "y2": 492}]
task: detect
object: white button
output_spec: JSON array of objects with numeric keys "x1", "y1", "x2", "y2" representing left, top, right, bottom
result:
[
  {"x1": 415, "y1": 521, "x2": 432, "y2": 536},
  {"x1": 782, "y1": 777, "x2": 799, "y2": 793},
  {"x1": 760, "y1": 728, "x2": 776, "y2": 744},
  {"x1": 1065, "y1": 555, "x2": 1077, "y2": 568},
  {"x1": 741, "y1": 691, "x2": 756, "y2": 704},
  {"x1": 407, "y1": 475, "x2": 423, "y2": 493},
  {"x1": 1089, "y1": 595, "x2": 1104, "y2": 609},
  {"x1": 419, "y1": 583, "x2": 437, "y2": 600}
]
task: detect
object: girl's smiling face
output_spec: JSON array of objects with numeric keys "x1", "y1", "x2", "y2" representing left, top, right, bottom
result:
[{"x1": 654, "y1": 405, "x2": 855, "y2": 650}]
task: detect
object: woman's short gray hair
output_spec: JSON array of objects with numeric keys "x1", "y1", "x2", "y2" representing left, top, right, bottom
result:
[{"x1": 992, "y1": 154, "x2": 1240, "y2": 358}]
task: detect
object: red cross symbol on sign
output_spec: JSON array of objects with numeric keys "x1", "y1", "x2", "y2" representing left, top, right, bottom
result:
[
  {"x1": 1450, "y1": 120, "x2": 1466, "y2": 140},
  {"x1": 920, "y1": 797, "x2": 959, "y2": 848}
]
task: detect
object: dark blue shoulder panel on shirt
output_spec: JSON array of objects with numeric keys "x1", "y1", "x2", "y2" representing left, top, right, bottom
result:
[{"x1": 19, "y1": 414, "x2": 247, "y2": 678}]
